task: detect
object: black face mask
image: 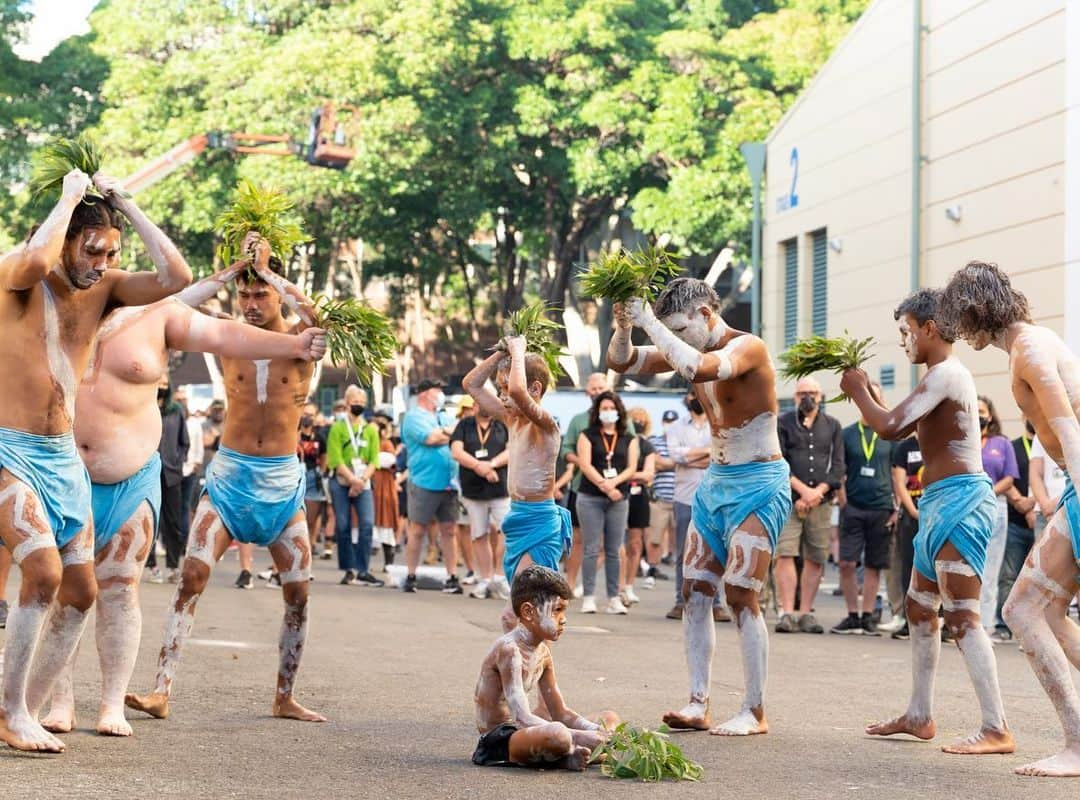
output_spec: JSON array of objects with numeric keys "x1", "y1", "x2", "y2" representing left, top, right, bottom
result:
[
  {"x1": 350, "y1": 404, "x2": 365, "y2": 417},
  {"x1": 798, "y1": 395, "x2": 818, "y2": 414},
  {"x1": 1025, "y1": 421, "x2": 1035, "y2": 437},
  {"x1": 687, "y1": 398, "x2": 704, "y2": 416},
  {"x1": 157, "y1": 387, "x2": 170, "y2": 403},
  {"x1": 300, "y1": 416, "x2": 314, "y2": 428},
  {"x1": 979, "y1": 416, "x2": 991, "y2": 430}
]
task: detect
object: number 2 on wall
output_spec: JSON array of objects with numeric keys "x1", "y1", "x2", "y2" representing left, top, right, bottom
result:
[{"x1": 788, "y1": 147, "x2": 799, "y2": 209}]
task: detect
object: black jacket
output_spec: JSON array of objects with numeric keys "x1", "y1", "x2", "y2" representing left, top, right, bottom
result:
[{"x1": 158, "y1": 402, "x2": 190, "y2": 487}]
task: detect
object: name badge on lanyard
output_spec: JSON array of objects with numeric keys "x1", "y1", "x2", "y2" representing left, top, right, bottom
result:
[
  {"x1": 475, "y1": 421, "x2": 492, "y2": 461},
  {"x1": 603, "y1": 467, "x2": 618, "y2": 480},
  {"x1": 860, "y1": 466, "x2": 876, "y2": 477},
  {"x1": 857, "y1": 422, "x2": 877, "y2": 479},
  {"x1": 474, "y1": 448, "x2": 489, "y2": 459}
]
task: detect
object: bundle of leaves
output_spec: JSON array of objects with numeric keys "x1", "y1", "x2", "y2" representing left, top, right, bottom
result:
[
  {"x1": 588, "y1": 724, "x2": 703, "y2": 782},
  {"x1": 28, "y1": 133, "x2": 129, "y2": 203},
  {"x1": 778, "y1": 331, "x2": 875, "y2": 401},
  {"x1": 578, "y1": 246, "x2": 681, "y2": 304},
  {"x1": 504, "y1": 301, "x2": 567, "y2": 379},
  {"x1": 313, "y1": 295, "x2": 397, "y2": 384},
  {"x1": 215, "y1": 180, "x2": 308, "y2": 269}
]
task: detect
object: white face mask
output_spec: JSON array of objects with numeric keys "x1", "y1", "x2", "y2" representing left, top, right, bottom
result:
[
  {"x1": 434, "y1": 391, "x2": 447, "y2": 409},
  {"x1": 599, "y1": 410, "x2": 619, "y2": 425},
  {"x1": 334, "y1": 411, "x2": 347, "y2": 421}
]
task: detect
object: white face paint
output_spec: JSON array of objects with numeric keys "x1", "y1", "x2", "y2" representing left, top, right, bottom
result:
[
  {"x1": 659, "y1": 310, "x2": 723, "y2": 353},
  {"x1": 535, "y1": 598, "x2": 563, "y2": 639},
  {"x1": 253, "y1": 359, "x2": 271, "y2": 404},
  {"x1": 898, "y1": 317, "x2": 918, "y2": 364}
]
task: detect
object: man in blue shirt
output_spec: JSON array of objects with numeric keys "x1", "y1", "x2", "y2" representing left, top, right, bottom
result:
[{"x1": 401, "y1": 378, "x2": 460, "y2": 593}]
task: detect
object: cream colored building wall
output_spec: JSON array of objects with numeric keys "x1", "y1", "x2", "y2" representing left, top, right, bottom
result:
[{"x1": 761, "y1": 0, "x2": 1070, "y2": 430}]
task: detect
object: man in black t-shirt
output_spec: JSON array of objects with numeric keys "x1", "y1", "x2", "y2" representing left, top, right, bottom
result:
[
  {"x1": 451, "y1": 407, "x2": 511, "y2": 600},
  {"x1": 888, "y1": 435, "x2": 924, "y2": 640}
]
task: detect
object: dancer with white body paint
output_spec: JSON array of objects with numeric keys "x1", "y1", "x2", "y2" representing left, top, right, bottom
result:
[
  {"x1": 0, "y1": 170, "x2": 193, "y2": 752},
  {"x1": 472, "y1": 566, "x2": 618, "y2": 770},
  {"x1": 126, "y1": 233, "x2": 328, "y2": 723},
  {"x1": 608, "y1": 277, "x2": 792, "y2": 737},
  {"x1": 463, "y1": 336, "x2": 570, "y2": 631},
  {"x1": 840, "y1": 287, "x2": 1014, "y2": 755},
  {"x1": 38, "y1": 240, "x2": 325, "y2": 737},
  {"x1": 940, "y1": 262, "x2": 1080, "y2": 776}
]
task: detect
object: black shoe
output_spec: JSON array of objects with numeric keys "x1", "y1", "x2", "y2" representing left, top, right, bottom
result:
[
  {"x1": 402, "y1": 574, "x2": 417, "y2": 593},
  {"x1": 660, "y1": 554, "x2": 675, "y2": 566},
  {"x1": 941, "y1": 627, "x2": 954, "y2": 643},
  {"x1": 339, "y1": 570, "x2": 356, "y2": 586},
  {"x1": 861, "y1": 613, "x2": 881, "y2": 637},
  {"x1": 442, "y1": 575, "x2": 463, "y2": 594},
  {"x1": 235, "y1": 569, "x2": 253, "y2": 589},
  {"x1": 830, "y1": 614, "x2": 863, "y2": 635},
  {"x1": 267, "y1": 572, "x2": 282, "y2": 588},
  {"x1": 356, "y1": 572, "x2": 385, "y2": 588},
  {"x1": 0, "y1": 599, "x2": 7, "y2": 629},
  {"x1": 648, "y1": 566, "x2": 671, "y2": 581},
  {"x1": 891, "y1": 622, "x2": 910, "y2": 641}
]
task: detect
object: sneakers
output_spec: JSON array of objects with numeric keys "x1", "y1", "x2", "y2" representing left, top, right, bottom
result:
[
  {"x1": 442, "y1": 575, "x2": 463, "y2": 594},
  {"x1": 572, "y1": 585, "x2": 584, "y2": 600},
  {"x1": 460, "y1": 571, "x2": 478, "y2": 586},
  {"x1": 642, "y1": 576, "x2": 656, "y2": 590},
  {"x1": 775, "y1": 613, "x2": 798, "y2": 633},
  {"x1": 257, "y1": 568, "x2": 275, "y2": 581},
  {"x1": 605, "y1": 597, "x2": 629, "y2": 615},
  {"x1": 491, "y1": 576, "x2": 511, "y2": 600},
  {"x1": 665, "y1": 605, "x2": 684, "y2": 620},
  {"x1": 989, "y1": 628, "x2": 1014, "y2": 644},
  {"x1": 0, "y1": 599, "x2": 7, "y2": 629},
  {"x1": 319, "y1": 549, "x2": 334, "y2": 560},
  {"x1": 621, "y1": 586, "x2": 641, "y2": 605},
  {"x1": 891, "y1": 622, "x2": 910, "y2": 640},
  {"x1": 235, "y1": 570, "x2": 254, "y2": 590},
  {"x1": 712, "y1": 606, "x2": 732, "y2": 623},
  {"x1": 861, "y1": 613, "x2": 881, "y2": 637},
  {"x1": 650, "y1": 566, "x2": 671, "y2": 581},
  {"x1": 166, "y1": 569, "x2": 180, "y2": 584},
  {"x1": 355, "y1": 572, "x2": 385, "y2": 588},
  {"x1": 941, "y1": 625, "x2": 954, "y2": 643},
  {"x1": 581, "y1": 595, "x2": 598, "y2": 614},
  {"x1": 266, "y1": 573, "x2": 282, "y2": 588},
  {"x1": 798, "y1": 613, "x2": 824, "y2": 634},
  {"x1": 402, "y1": 574, "x2": 418, "y2": 593},
  {"x1": 470, "y1": 580, "x2": 490, "y2": 599},
  {"x1": 148, "y1": 568, "x2": 164, "y2": 584},
  {"x1": 660, "y1": 554, "x2": 675, "y2": 566},
  {"x1": 340, "y1": 570, "x2": 357, "y2": 586},
  {"x1": 831, "y1": 614, "x2": 863, "y2": 635},
  {"x1": 877, "y1": 614, "x2": 906, "y2": 634}
]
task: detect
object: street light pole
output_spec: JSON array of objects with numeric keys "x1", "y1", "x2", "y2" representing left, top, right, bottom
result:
[{"x1": 740, "y1": 142, "x2": 766, "y2": 337}]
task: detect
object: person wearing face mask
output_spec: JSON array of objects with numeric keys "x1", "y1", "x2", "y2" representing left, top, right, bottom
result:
[
  {"x1": 774, "y1": 377, "x2": 845, "y2": 634},
  {"x1": 975, "y1": 395, "x2": 1018, "y2": 633},
  {"x1": 643, "y1": 409, "x2": 679, "y2": 588},
  {"x1": 146, "y1": 377, "x2": 190, "y2": 582},
  {"x1": 327, "y1": 384, "x2": 384, "y2": 587},
  {"x1": 575, "y1": 391, "x2": 639, "y2": 615}
]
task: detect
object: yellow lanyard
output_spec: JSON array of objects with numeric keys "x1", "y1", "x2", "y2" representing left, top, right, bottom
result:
[
  {"x1": 858, "y1": 421, "x2": 877, "y2": 464},
  {"x1": 1022, "y1": 435, "x2": 1032, "y2": 460}
]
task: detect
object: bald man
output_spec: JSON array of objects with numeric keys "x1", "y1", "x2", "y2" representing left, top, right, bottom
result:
[{"x1": 774, "y1": 377, "x2": 845, "y2": 634}]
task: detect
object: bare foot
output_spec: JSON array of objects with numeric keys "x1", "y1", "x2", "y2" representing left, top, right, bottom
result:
[
  {"x1": 272, "y1": 695, "x2": 327, "y2": 722},
  {"x1": 1015, "y1": 746, "x2": 1080, "y2": 777},
  {"x1": 662, "y1": 701, "x2": 711, "y2": 731},
  {"x1": 124, "y1": 692, "x2": 170, "y2": 719},
  {"x1": 942, "y1": 727, "x2": 1015, "y2": 755},
  {"x1": 96, "y1": 706, "x2": 133, "y2": 737},
  {"x1": 865, "y1": 714, "x2": 936, "y2": 740},
  {"x1": 0, "y1": 709, "x2": 65, "y2": 753},
  {"x1": 39, "y1": 706, "x2": 76, "y2": 734},
  {"x1": 562, "y1": 745, "x2": 592, "y2": 771},
  {"x1": 710, "y1": 709, "x2": 768, "y2": 736}
]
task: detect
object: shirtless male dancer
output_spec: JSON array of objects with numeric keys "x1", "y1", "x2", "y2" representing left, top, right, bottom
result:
[
  {"x1": 39, "y1": 232, "x2": 325, "y2": 737},
  {"x1": 463, "y1": 335, "x2": 570, "y2": 630},
  {"x1": 608, "y1": 278, "x2": 792, "y2": 736},
  {"x1": 940, "y1": 262, "x2": 1080, "y2": 775},
  {"x1": 0, "y1": 169, "x2": 192, "y2": 752},
  {"x1": 840, "y1": 287, "x2": 1014, "y2": 755},
  {"x1": 126, "y1": 235, "x2": 328, "y2": 723}
]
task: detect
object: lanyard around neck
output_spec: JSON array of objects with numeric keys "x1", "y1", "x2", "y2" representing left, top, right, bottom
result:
[
  {"x1": 857, "y1": 421, "x2": 877, "y2": 463},
  {"x1": 1022, "y1": 435, "x2": 1032, "y2": 459},
  {"x1": 600, "y1": 430, "x2": 617, "y2": 463}
]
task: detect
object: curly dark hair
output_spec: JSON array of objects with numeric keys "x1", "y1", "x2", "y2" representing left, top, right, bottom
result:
[
  {"x1": 237, "y1": 254, "x2": 286, "y2": 285},
  {"x1": 65, "y1": 198, "x2": 126, "y2": 241},
  {"x1": 654, "y1": 277, "x2": 721, "y2": 319},
  {"x1": 894, "y1": 288, "x2": 954, "y2": 343},
  {"x1": 588, "y1": 390, "x2": 628, "y2": 435},
  {"x1": 940, "y1": 261, "x2": 1031, "y2": 341},
  {"x1": 511, "y1": 565, "x2": 571, "y2": 616}
]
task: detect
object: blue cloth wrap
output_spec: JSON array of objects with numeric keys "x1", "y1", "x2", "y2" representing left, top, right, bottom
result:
[
  {"x1": 502, "y1": 498, "x2": 572, "y2": 584},
  {"x1": 0, "y1": 427, "x2": 90, "y2": 549},
  {"x1": 92, "y1": 451, "x2": 162, "y2": 554},
  {"x1": 913, "y1": 472, "x2": 995, "y2": 581},
  {"x1": 691, "y1": 459, "x2": 792, "y2": 565},
  {"x1": 1058, "y1": 476, "x2": 1080, "y2": 572},
  {"x1": 204, "y1": 445, "x2": 305, "y2": 546}
]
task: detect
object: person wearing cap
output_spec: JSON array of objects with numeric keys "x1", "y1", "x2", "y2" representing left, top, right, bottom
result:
[
  {"x1": 401, "y1": 379, "x2": 461, "y2": 593},
  {"x1": 327, "y1": 384, "x2": 384, "y2": 587}
]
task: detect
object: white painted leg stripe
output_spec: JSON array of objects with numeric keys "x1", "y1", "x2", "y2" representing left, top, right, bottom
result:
[
  {"x1": 12, "y1": 535, "x2": 54, "y2": 564},
  {"x1": 935, "y1": 560, "x2": 977, "y2": 577}
]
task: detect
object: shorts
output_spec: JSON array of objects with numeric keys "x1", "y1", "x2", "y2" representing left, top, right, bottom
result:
[
  {"x1": 775, "y1": 502, "x2": 833, "y2": 564},
  {"x1": 647, "y1": 499, "x2": 674, "y2": 545},
  {"x1": 627, "y1": 490, "x2": 650, "y2": 529},
  {"x1": 567, "y1": 490, "x2": 580, "y2": 528},
  {"x1": 407, "y1": 482, "x2": 458, "y2": 525},
  {"x1": 472, "y1": 723, "x2": 518, "y2": 767},
  {"x1": 839, "y1": 504, "x2": 893, "y2": 569},
  {"x1": 461, "y1": 496, "x2": 511, "y2": 539},
  {"x1": 204, "y1": 446, "x2": 305, "y2": 546},
  {"x1": 304, "y1": 468, "x2": 326, "y2": 502}
]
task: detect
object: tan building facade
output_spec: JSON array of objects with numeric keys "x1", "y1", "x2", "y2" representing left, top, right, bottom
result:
[{"x1": 760, "y1": 0, "x2": 1079, "y2": 427}]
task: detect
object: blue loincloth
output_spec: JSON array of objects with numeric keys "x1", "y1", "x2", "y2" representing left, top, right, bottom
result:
[
  {"x1": 691, "y1": 459, "x2": 792, "y2": 565},
  {"x1": 913, "y1": 472, "x2": 995, "y2": 581},
  {"x1": 204, "y1": 445, "x2": 305, "y2": 546},
  {"x1": 1058, "y1": 476, "x2": 1080, "y2": 577},
  {"x1": 502, "y1": 499, "x2": 572, "y2": 584},
  {"x1": 91, "y1": 451, "x2": 162, "y2": 554}
]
